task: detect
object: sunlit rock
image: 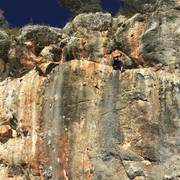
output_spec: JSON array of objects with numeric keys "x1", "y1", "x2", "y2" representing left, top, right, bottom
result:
[{"x1": 0, "y1": 0, "x2": 179, "y2": 179}]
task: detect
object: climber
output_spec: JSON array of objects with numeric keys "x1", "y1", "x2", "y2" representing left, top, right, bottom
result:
[{"x1": 112, "y1": 49, "x2": 124, "y2": 72}]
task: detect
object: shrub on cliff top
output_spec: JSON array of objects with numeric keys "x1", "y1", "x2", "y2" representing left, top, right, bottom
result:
[
  {"x1": 58, "y1": 0, "x2": 157, "y2": 20},
  {"x1": 0, "y1": 8, "x2": 8, "y2": 29},
  {"x1": 5, "y1": 27, "x2": 21, "y2": 37},
  {"x1": 118, "y1": 0, "x2": 157, "y2": 17},
  {"x1": 80, "y1": 5, "x2": 107, "y2": 13},
  {"x1": 58, "y1": 0, "x2": 105, "y2": 17}
]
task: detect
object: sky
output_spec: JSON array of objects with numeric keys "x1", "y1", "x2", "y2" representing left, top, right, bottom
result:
[{"x1": 0, "y1": 0, "x2": 124, "y2": 28}]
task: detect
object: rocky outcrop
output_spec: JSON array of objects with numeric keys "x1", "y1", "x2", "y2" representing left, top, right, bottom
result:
[
  {"x1": 0, "y1": 30, "x2": 11, "y2": 81},
  {"x1": 0, "y1": 0, "x2": 180, "y2": 179},
  {"x1": 140, "y1": 0, "x2": 180, "y2": 66}
]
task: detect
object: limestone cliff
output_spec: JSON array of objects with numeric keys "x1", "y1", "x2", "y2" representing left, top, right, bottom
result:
[{"x1": 0, "y1": 0, "x2": 180, "y2": 179}]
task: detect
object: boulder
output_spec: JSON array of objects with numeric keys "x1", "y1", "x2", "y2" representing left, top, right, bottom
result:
[{"x1": 7, "y1": 25, "x2": 62, "y2": 75}]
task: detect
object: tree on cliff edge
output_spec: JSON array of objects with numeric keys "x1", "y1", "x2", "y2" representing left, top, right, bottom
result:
[
  {"x1": 0, "y1": 9, "x2": 8, "y2": 29},
  {"x1": 58, "y1": 0, "x2": 104, "y2": 17},
  {"x1": 119, "y1": 0, "x2": 157, "y2": 16}
]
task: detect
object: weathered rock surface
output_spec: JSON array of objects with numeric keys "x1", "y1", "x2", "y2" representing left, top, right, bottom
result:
[
  {"x1": 0, "y1": 0, "x2": 180, "y2": 179},
  {"x1": 0, "y1": 30, "x2": 11, "y2": 81}
]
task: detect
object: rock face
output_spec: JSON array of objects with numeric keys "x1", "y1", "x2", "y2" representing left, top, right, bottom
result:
[
  {"x1": 0, "y1": 0, "x2": 180, "y2": 179},
  {"x1": 0, "y1": 30, "x2": 11, "y2": 81}
]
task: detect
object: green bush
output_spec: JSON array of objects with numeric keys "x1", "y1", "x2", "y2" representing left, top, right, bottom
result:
[
  {"x1": 2, "y1": 27, "x2": 21, "y2": 38},
  {"x1": 0, "y1": 8, "x2": 8, "y2": 28},
  {"x1": 80, "y1": 5, "x2": 107, "y2": 13},
  {"x1": 117, "y1": 0, "x2": 157, "y2": 17},
  {"x1": 58, "y1": 0, "x2": 104, "y2": 17},
  {"x1": 8, "y1": 28, "x2": 21, "y2": 36}
]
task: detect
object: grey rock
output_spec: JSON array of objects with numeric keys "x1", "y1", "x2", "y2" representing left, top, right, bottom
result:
[
  {"x1": 72, "y1": 12, "x2": 112, "y2": 32},
  {"x1": 64, "y1": 37, "x2": 81, "y2": 61},
  {"x1": 59, "y1": 38, "x2": 69, "y2": 48},
  {"x1": 0, "y1": 30, "x2": 11, "y2": 80},
  {"x1": 63, "y1": 22, "x2": 74, "y2": 37},
  {"x1": 16, "y1": 25, "x2": 60, "y2": 42},
  {"x1": 40, "y1": 45, "x2": 62, "y2": 62},
  {"x1": 141, "y1": 0, "x2": 180, "y2": 66},
  {"x1": 15, "y1": 25, "x2": 60, "y2": 57},
  {"x1": 0, "y1": 30, "x2": 11, "y2": 60},
  {"x1": 112, "y1": 15, "x2": 127, "y2": 33},
  {"x1": 161, "y1": 155, "x2": 180, "y2": 180},
  {"x1": 124, "y1": 161, "x2": 146, "y2": 179}
]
